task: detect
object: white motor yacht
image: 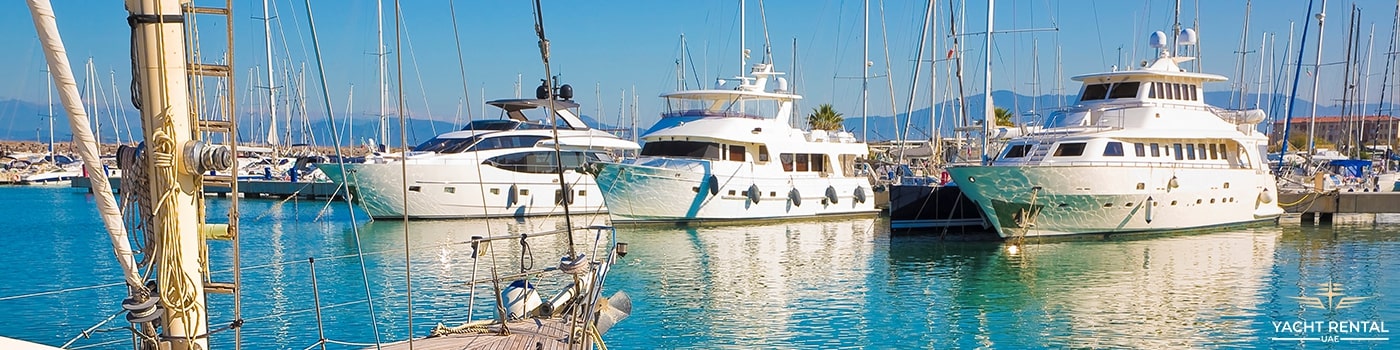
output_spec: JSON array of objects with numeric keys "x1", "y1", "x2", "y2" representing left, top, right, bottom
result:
[
  {"x1": 592, "y1": 63, "x2": 879, "y2": 223},
  {"x1": 320, "y1": 92, "x2": 639, "y2": 219},
  {"x1": 946, "y1": 31, "x2": 1285, "y2": 238}
]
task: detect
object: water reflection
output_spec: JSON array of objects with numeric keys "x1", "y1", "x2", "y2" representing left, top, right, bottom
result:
[{"x1": 608, "y1": 216, "x2": 880, "y2": 348}]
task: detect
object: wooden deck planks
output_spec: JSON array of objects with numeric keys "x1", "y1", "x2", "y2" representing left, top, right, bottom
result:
[{"x1": 375, "y1": 318, "x2": 590, "y2": 350}]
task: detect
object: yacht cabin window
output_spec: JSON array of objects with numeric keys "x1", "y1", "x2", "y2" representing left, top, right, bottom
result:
[
  {"x1": 758, "y1": 145, "x2": 770, "y2": 162},
  {"x1": 640, "y1": 141, "x2": 722, "y2": 160},
  {"x1": 1081, "y1": 84, "x2": 1110, "y2": 101},
  {"x1": 1150, "y1": 143, "x2": 1161, "y2": 157},
  {"x1": 1134, "y1": 143, "x2": 1146, "y2": 157},
  {"x1": 1173, "y1": 144, "x2": 1185, "y2": 160},
  {"x1": 1149, "y1": 82, "x2": 1200, "y2": 101},
  {"x1": 780, "y1": 153, "x2": 828, "y2": 173},
  {"x1": 1001, "y1": 144, "x2": 1032, "y2": 159},
  {"x1": 484, "y1": 151, "x2": 602, "y2": 174},
  {"x1": 726, "y1": 145, "x2": 747, "y2": 162},
  {"x1": 1108, "y1": 82, "x2": 1141, "y2": 99},
  {"x1": 1185, "y1": 144, "x2": 1197, "y2": 160},
  {"x1": 1103, "y1": 142, "x2": 1125, "y2": 157},
  {"x1": 1053, "y1": 143, "x2": 1087, "y2": 157}
]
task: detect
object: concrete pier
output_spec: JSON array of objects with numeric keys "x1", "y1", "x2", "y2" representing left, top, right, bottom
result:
[{"x1": 1279, "y1": 191, "x2": 1400, "y2": 224}]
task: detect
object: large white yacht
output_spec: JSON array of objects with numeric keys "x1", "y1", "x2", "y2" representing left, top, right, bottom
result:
[
  {"x1": 946, "y1": 32, "x2": 1284, "y2": 238},
  {"x1": 592, "y1": 63, "x2": 879, "y2": 223},
  {"x1": 320, "y1": 92, "x2": 639, "y2": 219}
]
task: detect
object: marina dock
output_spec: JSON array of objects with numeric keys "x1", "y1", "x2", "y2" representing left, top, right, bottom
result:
[
  {"x1": 70, "y1": 176, "x2": 344, "y2": 200},
  {"x1": 1277, "y1": 191, "x2": 1400, "y2": 223}
]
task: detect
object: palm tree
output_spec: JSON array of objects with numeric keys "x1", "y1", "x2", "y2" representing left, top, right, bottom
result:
[
  {"x1": 993, "y1": 107, "x2": 1014, "y2": 127},
  {"x1": 808, "y1": 104, "x2": 845, "y2": 130}
]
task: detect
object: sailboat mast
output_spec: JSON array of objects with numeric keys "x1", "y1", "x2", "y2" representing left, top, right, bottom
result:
[
  {"x1": 262, "y1": 0, "x2": 279, "y2": 148},
  {"x1": 46, "y1": 66, "x2": 53, "y2": 158},
  {"x1": 740, "y1": 0, "x2": 746, "y2": 75},
  {"x1": 377, "y1": 0, "x2": 388, "y2": 150},
  {"x1": 127, "y1": 0, "x2": 207, "y2": 347},
  {"x1": 1309, "y1": 0, "x2": 1329, "y2": 154},
  {"x1": 982, "y1": 0, "x2": 994, "y2": 165},
  {"x1": 862, "y1": 0, "x2": 869, "y2": 141}
]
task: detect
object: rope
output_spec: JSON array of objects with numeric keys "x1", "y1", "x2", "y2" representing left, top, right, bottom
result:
[
  {"x1": 60, "y1": 308, "x2": 128, "y2": 348},
  {"x1": 1277, "y1": 191, "x2": 1317, "y2": 208},
  {"x1": 0, "y1": 281, "x2": 124, "y2": 301},
  {"x1": 300, "y1": 0, "x2": 384, "y2": 345}
]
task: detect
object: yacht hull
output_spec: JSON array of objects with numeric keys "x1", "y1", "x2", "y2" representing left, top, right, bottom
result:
[
  {"x1": 946, "y1": 165, "x2": 1284, "y2": 238},
  {"x1": 594, "y1": 159, "x2": 879, "y2": 223},
  {"x1": 320, "y1": 162, "x2": 606, "y2": 219}
]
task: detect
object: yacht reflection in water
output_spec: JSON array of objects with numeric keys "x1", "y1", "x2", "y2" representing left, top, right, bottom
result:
[{"x1": 887, "y1": 231, "x2": 1276, "y2": 348}]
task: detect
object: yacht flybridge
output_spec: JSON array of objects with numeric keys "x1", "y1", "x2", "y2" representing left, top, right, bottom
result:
[
  {"x1": 592, "y1": 63, "x2": 879, "y2": 223},
  {"x1": 946, "y1": 30, "x2": 1284, "y2": 238}
]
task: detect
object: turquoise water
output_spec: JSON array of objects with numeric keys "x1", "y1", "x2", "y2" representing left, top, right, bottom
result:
[{"x1": 0, "y1": 185, "x2": 1397, "y2": 349}]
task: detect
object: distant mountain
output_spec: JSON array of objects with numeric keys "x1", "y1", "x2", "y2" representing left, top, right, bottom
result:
[
  {"x1": 843, "y1": 90, "x2": 1355, "y2": 142},
  {"x1": 0, "y1": 91, "x2": 1371, "y2": 145}
]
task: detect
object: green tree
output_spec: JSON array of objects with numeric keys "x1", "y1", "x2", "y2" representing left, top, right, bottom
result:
[
  {"x1": 994, "y1": 107, "x2": 1014, "y2": 127},
  {"x1": 808, "y1": 104, "x2": 845, "y2": 130}
]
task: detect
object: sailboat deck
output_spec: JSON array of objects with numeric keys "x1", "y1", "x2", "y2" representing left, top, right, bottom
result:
[{"x1": 375, "y1": 317, "x2": 591, "y2": 350}]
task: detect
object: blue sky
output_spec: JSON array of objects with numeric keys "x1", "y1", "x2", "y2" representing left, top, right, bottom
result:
[{"x1": 0, "y1": 0, "x2": 1393, "y2": 142}]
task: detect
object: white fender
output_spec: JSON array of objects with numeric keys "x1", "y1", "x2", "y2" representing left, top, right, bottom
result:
[{"x1": 1144, "y1": 196, "x2": 1155, "y2": 224}]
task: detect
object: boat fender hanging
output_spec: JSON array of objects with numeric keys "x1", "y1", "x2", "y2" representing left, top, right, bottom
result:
[
  {"x1": 503, "y1": 280, "x2": 542, "y2": 320},
  {"x1": 1144, "y1": 196, "x2": 1155, "y2": 224},
  {"x1": 788, "y1": 188, "x2": 802, "y2": 207},
  {"x1": 507, "y1": 184, "x2": 519, "y2": 207},
  {"x1": 708, "y1": 175, "x2": 720, "y2": 196},
  {"x1": 825, "y1": 186, "x2": 839, "y2": 204},
  {"x1": 747, "y1": 184, "x2": 761, "y2": 204},
  {"x1": 1258, "y1": 188, "x2": 1274, "y2": 204},
  {"x1": 854, "y1": 186, "x2": 867, "y2": 204},
  {"x1": 1168, "y1": 176, "x2": 1180, "y2": 190}
]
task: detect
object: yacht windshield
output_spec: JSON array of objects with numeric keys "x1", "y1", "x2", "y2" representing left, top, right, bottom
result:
[
  {"x1": 640, "y1": 140, "x2": 722, "y2": 160},
  {"x1": 412, "y1": 135, "x2": 551, "y2": 154},
  {"x1": 662, "y1": 96, "x2": 779, "y2": 119}
]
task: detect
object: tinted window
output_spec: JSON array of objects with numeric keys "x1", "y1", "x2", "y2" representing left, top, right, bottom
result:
[
  {"x1": 1185, "y1": 144, "x2": 1196, "y2": 160},
  {"x1": 1134, "y1": 143, "x2": 1146, "y2": 157},
  {"x1": 484, "y1": 151, "x2": 593, "y2": 174},
  {"x1": 1108, "y1": 82, "x2": 1140, "y2": 99},
  {"x1": 640, "y1": 141, "x2": 722, "y2": 159},
  {"x1": 460, "y1": 120, "x2": 521, "y2": 131},
  {"x1": 1080, "y1": 84, "x2": 1110, "y2": 101},
  {"x1": 1150, "y1": 143, "x2": 1160, "y2": 157},
  {"x1": 414, "y1": 137, "x2": 475, "y2": 153},
  {"x1": 1053, "y1": 143, "x2": 1086, "y2": 157},
  {"x1": 467, "y1": 135, "x2": 550, "y2": 152},
  {"x1": 1174, "y1": 144, "x2": 1184, "y2": 160},
  {"x1": 1104, "y1": 142, "x2": 1124, "y2": 157},
  {"x1": 1002, "y1": 144, "x2": 1031, "y2": 158}
]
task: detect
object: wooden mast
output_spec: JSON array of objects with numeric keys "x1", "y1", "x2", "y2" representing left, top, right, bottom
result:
[{"x1": 125, "y1": 0, "x2": 208, "y2": 348}]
